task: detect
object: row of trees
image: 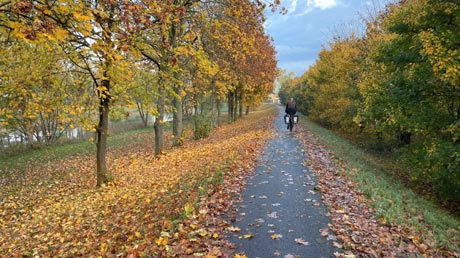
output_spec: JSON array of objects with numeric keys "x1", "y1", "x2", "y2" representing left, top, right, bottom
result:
[
  {"x1": 279, "y1": 0, "x2": 460, "y2": 201},
  {"x1": 0, "y1": 0, "x2": 280, "y2": 186}
]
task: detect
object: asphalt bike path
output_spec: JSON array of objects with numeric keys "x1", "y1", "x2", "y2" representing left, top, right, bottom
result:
[{"x1": 227, "y1": 106, "x2": 339, "y2": 258}]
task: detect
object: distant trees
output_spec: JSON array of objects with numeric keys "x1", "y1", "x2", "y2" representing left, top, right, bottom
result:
[
  {"x1": 279, "y1": 0, "x2": 460, "y2": 201},
  {"x1": 0, "y1": 0, "x2": 279, "y2": 186}
]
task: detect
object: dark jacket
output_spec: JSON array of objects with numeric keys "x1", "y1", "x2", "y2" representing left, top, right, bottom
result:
[{"x1": 285, "y1": 100, "x2": 297, "y2": 114}]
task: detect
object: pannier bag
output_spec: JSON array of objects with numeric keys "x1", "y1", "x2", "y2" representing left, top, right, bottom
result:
[
  {"x1": 284, "y1": 114, "x2": 289, "y2": 124},
  {"x1": 284, "y1": 114, "x2": 299, "y2": 124},
  {"x1": 293, "y1": 115, "x2": 299, "y2": 124}
]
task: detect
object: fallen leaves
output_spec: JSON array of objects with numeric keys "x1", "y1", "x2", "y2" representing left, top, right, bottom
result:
[
  {"x1": 271, "y1": 233, "x2": 282, "y2": 240},
  {"x1": 242, "y1": 234, "x2": 253, "y2": 239},
  {"x1": 0, "y1": 107, "x2": 276, "y2": 257},
  {"x1": 294, "y1": 238, "x2": 309, "y2": 246},
  {"x1": 227, "y1": 226, "x2": 241, "y2": 232},
  {"x1": 295, "y1": 124, "x2": 459, "y2": 257}
]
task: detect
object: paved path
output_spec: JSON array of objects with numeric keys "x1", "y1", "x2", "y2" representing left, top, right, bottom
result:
[{"x1": 227, "y1": 106, "x2": 339, "y2": 258}]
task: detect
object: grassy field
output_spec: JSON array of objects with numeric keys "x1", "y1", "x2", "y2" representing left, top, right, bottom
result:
[{"x1": 302, "y1": 118, "x2": 460, "y2": 253}]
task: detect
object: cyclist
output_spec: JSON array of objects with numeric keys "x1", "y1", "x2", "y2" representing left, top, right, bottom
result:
[{"x1": 285, "y1": 98, "x2": 297, "y2": 129}]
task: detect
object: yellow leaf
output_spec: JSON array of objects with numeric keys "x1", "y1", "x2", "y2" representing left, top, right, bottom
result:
[
  {"x1": 135, "y1": 231, "x2": 142, "y2": 238},
  {"x1": 243, "y1": 234, "x2": 253, "y2": 239},
  {"x1": 212, "y1": 233, "x2": 219, "y2": 239},
  {"x1": 184, "y1": 202, "x2": 194, "y2": 215},
  {"x1": 271, "y1": 234, "x2": 282, "y2": 239},
  {"x1": 155, "y1": 237, "x2": 168, "y2": 246},
  {"x1": 54, "y1": 27, "x2": 68, "y2": 40},
  {"x1": 197, "y1": 229, "x2": 208, "y2": 237},
  {"x1": 73, "y1": 12, "x2": 92, "y2": 22},
  {"x1": 227, "y1": 226, "x2": 240, "y2": 232},
  {"x1": 100, "y1": 243, "x2": 107, "y2": 253},
  {"x1": 234, "y1": 254, "x2": 247, "y2": 258}
]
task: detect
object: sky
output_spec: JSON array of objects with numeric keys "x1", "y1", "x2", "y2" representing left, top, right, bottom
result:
[{"x1": 264, "y1": 0, "x2": 385, "y2": 76}]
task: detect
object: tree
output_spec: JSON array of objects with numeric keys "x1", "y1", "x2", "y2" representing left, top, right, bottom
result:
[
  {"x1": 277, "y1": 70, "x2": 296, "y2": 105},
  {"x1": 306, "y1": 34, "x2": 363, "y2": 131},
  {"x1": 2, "y1": 0, "x2": 282, "y2": 185},
  {"x1": 0, "y1": 41, "x2": 90, "y2": 146},
  {"x1": 5, "y1": 0, "x2": 147, "y2": 186},
  {"x1": 358, "y1": 0, "x2": 460, "y2": 200}
]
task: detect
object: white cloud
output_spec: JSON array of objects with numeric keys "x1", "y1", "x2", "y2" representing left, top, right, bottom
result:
[
  {"x1": 307, "y1": 0, "x2": 338, "y2": 10},
  {"x1": 276, "y1": 44, "x2": 311, "y2": 56},
  {"x1": 288, "y1": 0, "x2": 299, "y2": 13},
  {"x1": 281, "y1": 0, "x2": 339, "y2": 17},
  {"x1": 266, "y1": 0, "x2": 362, "y2": 75}
]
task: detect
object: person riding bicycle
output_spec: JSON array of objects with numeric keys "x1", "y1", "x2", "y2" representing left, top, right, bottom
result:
[
  {"x1": 285, "y1": 98, "x2": 297, "y2": 115},
  {"x1": 285, "y1": 98, "x2": 297, "y2": 129}
]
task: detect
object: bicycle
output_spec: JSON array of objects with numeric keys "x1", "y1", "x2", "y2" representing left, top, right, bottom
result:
[{"x1": 284, "y1": 113, "x2": 298, "y2": 132}]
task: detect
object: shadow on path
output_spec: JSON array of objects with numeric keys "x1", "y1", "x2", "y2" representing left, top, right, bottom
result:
[{"x1": 227, "y1": 106, "x2": 340, "y2": 258}]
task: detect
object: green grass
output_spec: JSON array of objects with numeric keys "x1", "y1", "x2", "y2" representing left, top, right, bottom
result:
[
  {"x1": 302, "y1": 118, "x2": 460, "y2": 252},
  {"x1": 0, "y1": 105, "x2": 260, "y2": 174},
  {"x1": 0, "y1": 126, "x2": 153, "y2": 172}
]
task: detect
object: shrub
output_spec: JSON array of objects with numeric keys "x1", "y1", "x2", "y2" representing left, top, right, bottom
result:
[
  {"x1": 404, "y1": 140, "x2": 460, "y2": 202},
  {"x1": 194, "y1": 114, "x2": 212, "y2": 139}
]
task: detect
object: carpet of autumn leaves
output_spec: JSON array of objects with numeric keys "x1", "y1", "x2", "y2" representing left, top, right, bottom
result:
[
  {"x1": 295, "y1": 125, "x2": 460, "y2": 258},
  {"x1": 0, "y1": 107, "x2": 276, "y2": 257}
]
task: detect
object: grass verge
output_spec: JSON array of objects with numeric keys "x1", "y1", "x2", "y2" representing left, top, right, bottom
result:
[{"x1": 303, "y1": 119, "x2": 460, "y2": 252}]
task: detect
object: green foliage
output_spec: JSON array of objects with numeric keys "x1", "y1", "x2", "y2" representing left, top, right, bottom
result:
[
  {"x1": 277, "y1": 71, "x2": 313, "y2": 116},
  {"x1": 194, "y1": 114, "x2": 212, "y2": 139},
  {"x1": 404, "y1": 140, "x2": 460, "y2": 201},
  {"x1": 368, "y1": 0, "x2": 460, "y2": 200},
  {"x1": 279, "y1": 0, "x2": 460, "y2": 203},
  {"x1": 277, "y1": 71, "x2": 296, "y2": 105}
]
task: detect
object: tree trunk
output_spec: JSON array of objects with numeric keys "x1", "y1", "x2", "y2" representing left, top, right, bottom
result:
[
  {"x1": 210, "y1": 78, "x2": 216, "y2": 128},
  {"x1": 154, "y1": 120, "x2": 164, "y2": 156},
  {"x1": 25, "y1": 121, "x2": 35, "y2": 148},
  {"x1": 137, "y1": 100, "x2": 149, "y2": 127},
  {"x1": 245, "y1": 106, "x2": 250, "y2": 115},
  {"x1": 228, "y1": 91, "x2": 234, "y2": 123},
  {"x1": 154, "y1": 91, "x2": 165, "y2": 156},
  {"x1": 399, "y1": 131, "x2": 412, "y2": 145},
  {"x1": 217, "y1": 99, "x2": 222, "y2": 126},
  {"x1": 233, "y1": 90, "x2": 238, "y2": 121},
  {"x1": 172, "y1": 90, "x2": 184, "y2": 146},
  {"x1": 238, "y1": 94, "x2": 243, "y2": 118},
  {"x1": 96, "y1": 78, "x2": 110, "y2": 187}
]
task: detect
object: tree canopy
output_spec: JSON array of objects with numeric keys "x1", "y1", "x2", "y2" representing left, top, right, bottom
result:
[
  {"x1": 1, "y1": 0, "x2": 280, "y2": 185},
  {"x1": 278, "y1": 0, "x2": 460, "y2": 201}
]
